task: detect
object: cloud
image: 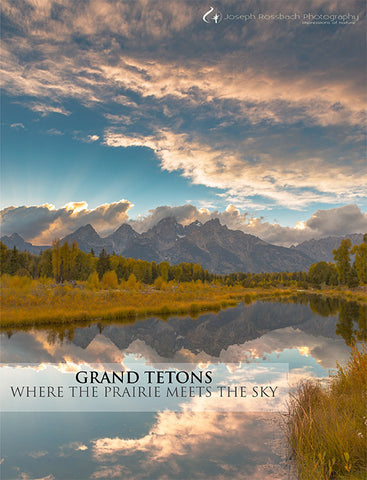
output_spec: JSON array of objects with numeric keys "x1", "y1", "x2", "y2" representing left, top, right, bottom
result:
[
  {"x1": 103, "y1": 128, "x2": 366, "y2": 208},
  {"x1": 28, "y1": 451, "x2": 48, "y2": 459},
  {"x1": 58, "y1": 442, "x2": 88, "y2": 458},
  {"x1": 17, "y1": 474, "x2": 55, "y2": 480},
  {"x1": 128, "y1": 203, "x2": 367, "y2": 246},
  {"x1": 1, "y1": 201, "x2": 366, "y2": 246},
  {"x1": 0, "y1": 329, "x2": 129, "y2": 366},
  {"x1": 91, "y1": 410, "x2": 285, "y2": 478},
  {"x1": 29, "y1": 102, "x2": 71, "y2": 116},
  {"x1": 1, "y1": 0, "x2": 366, "y2": 209},
  {"x1": 0, "y1": 200, "x2": 133, "y2": 244},
  {"x1": 90, "y1": 465, "x2": 130, "y2": 479},
  {"x1": 87, "y1": 134, "x2": 100, "y2": 142},
  {"x1": 305, "y1": 204, "x2": 367, "y2": 236},
  {"x1": 219, "y1": 326, "x2": 351, "y2": 372},
  {"x1": 10, "y1": 123, "x2": 24, "y2": 129},
  {"x1": 46, "y1": 128, "x2": 63, "y2": 136}
]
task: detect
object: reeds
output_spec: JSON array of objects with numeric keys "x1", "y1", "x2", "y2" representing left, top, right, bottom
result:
[{"x1": 287, "y1": 348, "x2": 367, "y2": 479}]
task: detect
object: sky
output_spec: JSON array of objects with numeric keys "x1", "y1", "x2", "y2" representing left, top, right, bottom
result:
[{"x1": 1, "y1": 0, "x2": 366, "y2": 246}]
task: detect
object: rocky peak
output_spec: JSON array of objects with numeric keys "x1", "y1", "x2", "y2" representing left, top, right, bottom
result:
[
  {"x1": 191, "y1": 220, "x2": 202, "y2": 227},
  {"x1": 0, "y1": 232, "x2": 47, "y2": 254},
  {"x1": 110, "y1": 223, "x2": 137, "y2": 238},
  {"x1": 202, "y1": 218, "x2": 225, "y2": 231},
  {"x1": 69, "y1": 224, "x2": 100, "y2": 240},
  {"x1": 8, "y1": 233, "x2": 25, "y2": 242},
  {"x1": 151, "y1": 217, "x2": 184, "y2": 237}
]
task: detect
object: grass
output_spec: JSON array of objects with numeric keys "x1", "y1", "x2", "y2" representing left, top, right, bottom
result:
[
  {"x1": 1, "y1": 275, "x2": 366, "y2": 328},
  {"x1": 287, "y1": 348, "x2": 367, "y2": 479},
  {"x1": 313, "y1": 286, "x2": 367, "y2": 304},
  {"x1": 0, "y1": 275, "x2": 292, "y2": 328}
]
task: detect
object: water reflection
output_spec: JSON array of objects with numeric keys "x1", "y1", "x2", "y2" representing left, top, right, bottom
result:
[
  {"x1": 1, "y1": 298, "x2": 365, "y2": 373},
  {"x1": 1, "y1": 411, "x2": 292, "y2": 480},
  {"x1": 1, "y1": 297, "x2": 365, "y2": 480}
]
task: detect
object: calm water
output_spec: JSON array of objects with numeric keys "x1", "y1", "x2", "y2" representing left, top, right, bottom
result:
[{"x1": 0, "y1": 298, "x2": 364, "y2": 480}]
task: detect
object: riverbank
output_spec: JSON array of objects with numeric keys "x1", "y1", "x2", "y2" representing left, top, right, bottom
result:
[
  {"x1": 1, "y1": 275, "x2": 366, "y2": 328},
  {"x1": 287, "y1": 348, "x2": 367, "y2": 479}
]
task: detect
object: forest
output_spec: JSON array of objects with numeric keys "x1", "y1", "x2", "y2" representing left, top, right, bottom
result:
[
  {"x1": 1, "y1": 235, "x2": 366, "y2": 329},
  {"x1": 1, "y1": 235, "x2": 366, "y2": 289}
]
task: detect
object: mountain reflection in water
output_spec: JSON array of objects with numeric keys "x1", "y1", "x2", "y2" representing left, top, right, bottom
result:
[
  {"x1": 1, "y1": 297, "x2": 365, "y2": 370},
  {"x1": 0, "y1": 297, "x2": 365, "y2": 480}
]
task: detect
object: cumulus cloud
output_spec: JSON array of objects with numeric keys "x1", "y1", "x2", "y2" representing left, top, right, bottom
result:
[
  {"x1": 305, "y1": 205, "x2": 367, "y2": 236},
  {"x1": 0, "y1": 200, "x2": 133, "y2": 244},
  {"x1": 1, "y1": 201, "x2": 366, "y2": 246},
  {"x1": 128, "y1": 203, "x2": 367, "y2": 245}
]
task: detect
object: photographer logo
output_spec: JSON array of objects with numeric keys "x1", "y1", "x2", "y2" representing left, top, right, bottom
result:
[{"x1": 203, "y1": 6, "x2": 222, "y2": 24}]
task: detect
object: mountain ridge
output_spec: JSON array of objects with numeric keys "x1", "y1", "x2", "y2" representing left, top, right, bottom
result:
[
  {"x1": 292, "y1": 233, "x2": 363, "y2": 262},
  {"x1": 1, "y1": 219, "x2": 364, "y2": 274}
]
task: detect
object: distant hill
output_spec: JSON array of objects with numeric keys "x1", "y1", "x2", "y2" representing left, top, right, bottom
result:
[
  {"x1": 292, "y1": 233, "x2": 364, "y2": 262},
  {"x1": 0, "y1": 233, "x2": 48, "y2": 255},
  {"x1": 2, "y1": 219, "x2": 364, "y2": 274}
]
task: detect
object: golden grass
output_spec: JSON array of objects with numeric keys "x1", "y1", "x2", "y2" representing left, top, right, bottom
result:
[
  {"x1": 0, "y1": 276, "x2": 270, "y2": 327},
  {"x1": 287, "y1": 348, "x2": 367, "y2": 479},
  {"x1": 1, "y1": 275, "x2": 366, "y2": 328}
]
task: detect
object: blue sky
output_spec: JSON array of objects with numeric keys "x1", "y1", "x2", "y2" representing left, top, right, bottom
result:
[{"x1": 1, "y1": 0, "x2": 366, "y2": 245}]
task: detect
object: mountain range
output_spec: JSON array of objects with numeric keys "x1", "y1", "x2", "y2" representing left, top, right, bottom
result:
[
  {"x1": 291, "y1": 233, "x2": 363, "y2": 263},
  {"x1": 1, "y1": 217, "x2": 364, "y2": 274}
]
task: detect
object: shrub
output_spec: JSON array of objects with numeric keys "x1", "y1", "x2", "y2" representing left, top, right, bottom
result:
[
  {"x1": 154, "y1": 276, "x2": 166, "y2": 290},
  {"x1": 86, "y1": 271, "x2": 100, "y2": 290},
  {"x1": 101, "y1": 270, "x2": 118, "y2": 289}
]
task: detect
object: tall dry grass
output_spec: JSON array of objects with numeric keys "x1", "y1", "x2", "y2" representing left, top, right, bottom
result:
[{"x1": 287, "y1": 348, "x2": 367, "y2": 479}]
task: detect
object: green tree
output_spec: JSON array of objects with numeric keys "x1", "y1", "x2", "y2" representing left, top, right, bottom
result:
[
  {"x1": 158, "y1": 262, "x2": 169, "y2": 282},
  {"x1": 0, "y1": 242, "x2": 11, "y2": 274},
  {"x1": 351, "y1": 234, "x2": 367, "y2": 285},
  {"x1": 9, "y1": 246, "x2": 20, "y2": 275},
  {"x1": 38, "y1": 249, "x2": 53, "y2": 278},
  {"x1": 333, "y1": 239, "x2": 352, "y2": 285},
  {"x1": 60, "y1": 242, "x2": 72, "y2": 280},
  {"x1": 51, "y1": 239, "x2": 63, "y2": 282},
  {"x1": 96, "y1": 249, "x2": 110, "y2": 279},
  {"x1": 308, "y1": 261, "x2": 338, "y2": 286}
]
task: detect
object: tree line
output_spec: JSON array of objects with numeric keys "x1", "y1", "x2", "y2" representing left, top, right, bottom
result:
[
  {"x1": 0, "y1": 234, "x2": 366, "y2": 288},
  {"x1": 308, "y1": 235, "x2": 367, "y2": 288}
]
